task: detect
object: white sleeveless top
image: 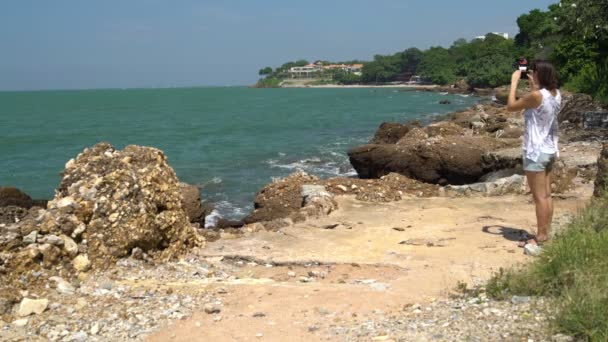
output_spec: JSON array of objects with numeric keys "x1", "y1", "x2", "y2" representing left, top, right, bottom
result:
[{"x1": 523, "y1": 88, "x2": 561, "y2": 162}]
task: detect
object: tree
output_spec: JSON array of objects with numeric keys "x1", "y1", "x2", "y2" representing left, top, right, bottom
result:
[
  {"x1": 258, "y1": 67, "x2": 273, "y2": 76},
  {"x1": 556, "y1": 0, "x2": 608, "y2": 102},
  {"x1": 417, "y1": 47, "x2": 457, "y2": 85}
]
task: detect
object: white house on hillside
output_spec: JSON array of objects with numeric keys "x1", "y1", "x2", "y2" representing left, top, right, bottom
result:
[{"x1": 474, "y1": 32, "x2": 510, "y2": 40}]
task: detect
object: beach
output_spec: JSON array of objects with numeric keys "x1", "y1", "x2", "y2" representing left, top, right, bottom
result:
[{"x1": 1, "y1": 88, "x2": 606, "y2": 341}]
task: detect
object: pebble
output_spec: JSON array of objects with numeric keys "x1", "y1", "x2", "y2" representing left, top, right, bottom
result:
[
  {"x1": 204, "y1": 303, "x2": 221, "y2": 314},
  {"x1": 511, "y1": 295, "x2": 532, "y2": 304},
  {"x1": 22, "y1": 231, "x2": 38, "y2": 245},
  {"x1": 72, "y1": 254, "x2": 91, "y2": 272},
  {"x1": 18, "y1": 298, "x2": 49, "y2": 317},
  {"x1": 12, "y1": 318, "x2": 28, "y2": 327},
  {"x1": 49, "y1": 276, "x2": 76, "y2": 295},
  {"x1": 287, "y1": 271, "x2": 296, "y2": 277}
]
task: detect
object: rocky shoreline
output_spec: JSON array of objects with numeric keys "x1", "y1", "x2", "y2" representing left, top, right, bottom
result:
[{"x1": 1, "y1": 88, "x2": 607, "y2": 341}]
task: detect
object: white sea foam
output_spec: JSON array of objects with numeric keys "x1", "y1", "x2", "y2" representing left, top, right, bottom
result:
[{"x1": 204, "y1": 209, "x2": 222, "y2": 228}]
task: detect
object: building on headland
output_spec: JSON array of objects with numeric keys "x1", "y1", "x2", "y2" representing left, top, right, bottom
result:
[
  {"x1": 474, "y1": 32, "x2": 510, "y2": 40},
  {"x1": 288, "y1": 62, "x2": 363, "y2": 78}
]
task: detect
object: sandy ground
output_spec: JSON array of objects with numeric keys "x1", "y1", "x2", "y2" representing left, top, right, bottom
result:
[{"x1": 147, "y1": 183, "x2": 591, "y2": 342}]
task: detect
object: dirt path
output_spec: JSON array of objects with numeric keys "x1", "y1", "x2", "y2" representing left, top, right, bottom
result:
[{"x1": 148, "y1": 186, "x2": 590, "y2": 342}]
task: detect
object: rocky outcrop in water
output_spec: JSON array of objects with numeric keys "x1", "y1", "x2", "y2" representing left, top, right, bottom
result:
[{"x1": 349, "y1": 133, "x2": 517, "y2": 185}]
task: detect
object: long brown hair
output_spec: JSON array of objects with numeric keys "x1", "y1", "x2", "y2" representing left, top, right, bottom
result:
[{"x1": 531, "y1": 60, "x2": 559, "y2": 90}]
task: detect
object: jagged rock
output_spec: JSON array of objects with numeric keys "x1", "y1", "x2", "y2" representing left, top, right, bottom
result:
[
  {"x1": 369, "y1": 122, "x2": 419, "y2": 144},
  {"x1": 244, "y1": 171, "x2": 320, "y2": 224},
  {"x1": 0, "y1": 187, "x2": 33, "y2": 208},
  {"x1": 37, "y1": 142, "x2": 203, "y2": 267},
  {"x1": 17, "y1": 298, "x2": 48, "y2": 317},
  {"x1": 179, "y1": 183, "x2": 206, "y2": 225},
  {"x1": 594, "y1": 143, "x2": 608, "y2": 197}
]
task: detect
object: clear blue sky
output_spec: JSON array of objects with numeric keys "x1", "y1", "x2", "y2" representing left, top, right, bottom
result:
[{"x1": 0, "y1": 0, "x2": 556, "y2": 90}]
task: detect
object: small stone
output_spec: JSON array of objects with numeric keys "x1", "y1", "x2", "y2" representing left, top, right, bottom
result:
[
  {"x1": 287, "y1": 271, "x2": 296, "y2": 277},
  {"x1": 38, "y1": 234, "x2": 64, "y2": 246},
  {"x1": 100, "y1": 281, "x2": 114, "y2": 290},
  {"x1": 70, "y1": 331, "x2": 88, "y2": 342},
  {"x1": 511, "y1": 295, "x2": 532, "y2": 305},
  {"x1": 90, "y1": 322, "x2": 100, "y2": 335},
  {"x1": 213, "y1": 315, "x2": 222, "y2": 322},
  {"x1": 524, "y1": 244, "x2": 543, "y2": 256},
  {"x1": 18, "y1": 298, "x2": 49, "y2": 316},
  {"x1": 12, "y1": 318, "x2": 28, "y2": 327},
  {"x1": 49, "y1": 276, "x2": 75, "y2": 295},
  {"x1": 73, "y1": 254, "x2": 91, "y2": 272},
  {"x1": 56, "y1": 196, "x2": 75, "y2": 208},
  {"x1": 22, "y1": 231, "x2": 38, "y2": 245},
  {"x1": 392, "y1": 227, "x2": 405, "y2": 232},
  {"x1": 308, "y1": 270, "x2": 327, "y2": 279},
  {"x1": 60, "y1": 235, "x2": 78, "y2": 257},
  {"x1": 551, "y1": 333, "x2": 575, "y2": 342},
  {"x1": 336, "y1": 185, "x2": 348, "y2": 192},
  {"x1": 204, "y1": 303, "x2": 221, "y2": 314},
  {"x1": 75, "y1": 298, "x2": 88, "y2": 310},
  {"x1": 299, "y1": 276, "x2": 313, "y2": 283},
  {"x1": 256, "y1": 333, "x2": 263, "y2": 338},
  {"x1": 252, "y1": 312, "x2": 266, "y2": 318}
]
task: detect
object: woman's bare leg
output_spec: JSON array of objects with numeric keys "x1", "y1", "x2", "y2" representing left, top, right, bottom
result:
[
  {"x1": 545, "y1": 169, "x2": 553, "y2": 239},
  {"x1": 526, "y1": 171, "x2": 550, "y2": 242}
]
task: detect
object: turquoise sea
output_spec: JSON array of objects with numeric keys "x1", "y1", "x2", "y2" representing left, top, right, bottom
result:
[{"x1": 0, "y1": 87, "x2": 476, "y2": 221}]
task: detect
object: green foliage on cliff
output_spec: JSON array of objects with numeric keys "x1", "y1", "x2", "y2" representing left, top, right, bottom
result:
[{"x1": 257, "y1": 1, "x2": 607, "y2": 102}]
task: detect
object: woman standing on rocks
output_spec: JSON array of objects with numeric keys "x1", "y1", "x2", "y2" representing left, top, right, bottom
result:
[{"x1": 506, "y1": 60, "x2": 561, "y2": 246}]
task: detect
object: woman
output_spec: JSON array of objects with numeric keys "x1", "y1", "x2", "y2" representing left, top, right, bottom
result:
[{"x1": 506, "y1": 60, "x2": 561, "y2": 246}]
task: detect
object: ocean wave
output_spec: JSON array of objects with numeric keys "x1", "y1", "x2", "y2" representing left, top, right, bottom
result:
[
  {"x1": 204, "y1": 209, "x2": 221, "y2": 228},
  {"x1": 457, "y1": 94, "x2": 470, "y2": 98}
]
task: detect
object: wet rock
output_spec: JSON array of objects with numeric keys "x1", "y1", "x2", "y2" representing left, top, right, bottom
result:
[
  {"x1": 17, "y1": 298, "x2": 48, "y2": 316},
  {"x1": 0, "y1": 187, "x2": 33, "y2": 208},
  {"x1": 179, "y1": 183, "x2": 206, "y2": 225}
]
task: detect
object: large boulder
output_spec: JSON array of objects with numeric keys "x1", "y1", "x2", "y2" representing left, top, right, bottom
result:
[
  {"x1": 0, "y1": 187, "x2": 33, "y2": 208},
  {"x1": 38, "y1": 142, "x2": 203, "y2": 267},
  {"x1": 348, "y1": 135, "x2": 516, "y2": 185},
  {"x1": 594, "y1": 143, "x2": 608, "y2": 197}
]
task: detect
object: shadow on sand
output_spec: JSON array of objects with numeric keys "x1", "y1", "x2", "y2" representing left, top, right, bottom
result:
[{"x1": 482, "y1": 225, "x2": 532, "y2": 242}]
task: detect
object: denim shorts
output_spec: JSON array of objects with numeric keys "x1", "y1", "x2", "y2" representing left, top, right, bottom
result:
[{"x1": 523, "y1": 152, "x2": 556, "y2": 172}]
